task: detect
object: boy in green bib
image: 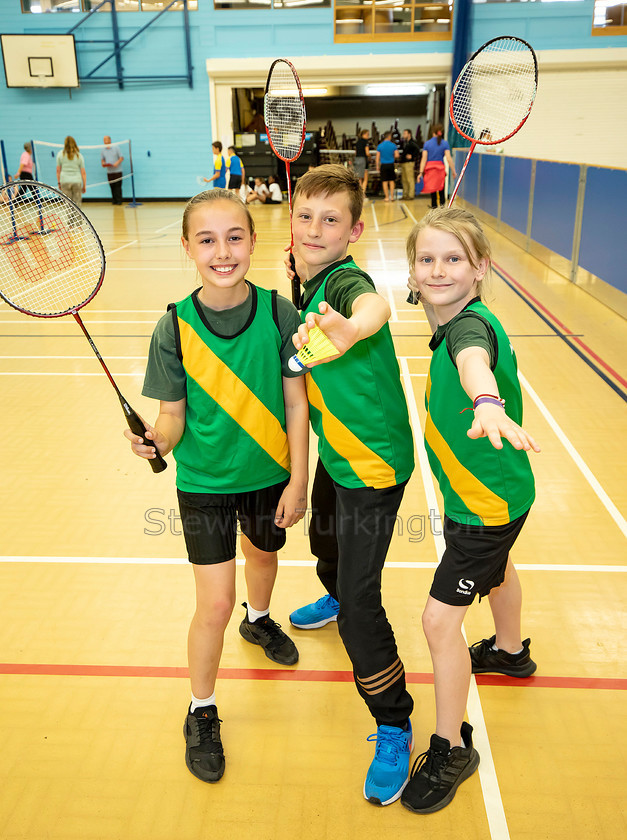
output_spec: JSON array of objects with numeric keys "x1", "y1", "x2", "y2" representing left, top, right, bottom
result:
[
  {"x1": 287, "y1": 165, "x2": 416, "y2": 806},
  {"x1": 400, "y1": 207, "x2": 540, "y2": 815},
  {"x1": 124, "y1": 189, "x2": 309, "y2": 784}
]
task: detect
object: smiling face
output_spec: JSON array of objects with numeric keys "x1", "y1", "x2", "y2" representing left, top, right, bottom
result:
[
  {"x1": 292, "y1": 190, "x2": 364, "y2": 279},
  {"x1": 412, "y1": 226, "x2": 488, "y2": 324},
  {"x1": 181, "y1": 199, "x2": 256, "y2": 306}
]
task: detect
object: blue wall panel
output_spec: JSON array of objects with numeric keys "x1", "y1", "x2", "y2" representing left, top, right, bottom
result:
[
  {"x1": 578, "y1": 167, "x2": 627, "y2": 294},
  {"x1": 501, "y1": 157, "x2": 532, "y2": 235},
  {"x1": 531, "y1": 161, "x2": 579, "y2": 260},
  {"x1": 478, "y1": 153, "x2": 500, "y2": 218},
  {"x1": 460, "y1": 151, "x2": 479, "y2": 205}
]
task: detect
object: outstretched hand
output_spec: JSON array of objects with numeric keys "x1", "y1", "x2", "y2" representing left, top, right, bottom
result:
[
  {"x1": 292, "y1": 302, "x2": 359, "y2": 367},
  {"x1": 468, "y1": 404, "x2": 541, "y2": 452}
]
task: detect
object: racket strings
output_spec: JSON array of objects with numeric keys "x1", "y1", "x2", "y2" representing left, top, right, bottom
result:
[
  {"x1": 452, "y1": 39, "x2": 537, "y2": 144},
  {"x1": 0, "y1": 184, "x2": 103, "y2": 317},
  {"x1": 265, "y1": 62, "x2": 306, "y2": 162}
]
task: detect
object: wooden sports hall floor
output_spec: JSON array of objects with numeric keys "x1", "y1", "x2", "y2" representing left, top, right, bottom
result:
[{"x1": 0, "y1": 196, "x2": 625, "y2": 840}]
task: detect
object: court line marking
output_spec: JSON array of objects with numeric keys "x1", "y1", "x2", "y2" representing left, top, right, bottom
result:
[
  {"x1": 370, "y1": 201, "x2": 379, "y2": 232},
  {"x1": 493, "y1": 263, "x2": 627, "y2": 401},
  {"x1": 0, "y1": 663, "x2": 624, "y2": 690},
  {"x1": 0, "y1": 355, "x2": 147, "y2": 360},
  {"x1": 105, "y1": 240, "x2": 138, "y2": 256},
  {"x1": 518, "y1": 371, "x2": 627, "y2": 539},
  {"x1": 377, "y1": 240, "x2": 398, "y2": 322},
  {"x1": 399, "y1": 356, "x2": 510, "y2": 840}
]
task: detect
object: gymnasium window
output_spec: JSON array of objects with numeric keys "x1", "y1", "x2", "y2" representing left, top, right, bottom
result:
[
  {"x1": 21, "y1": 0, "x2": 198, "y2": 11},
  {"x1": 592, "y1": 0, "x2": 627, "y2": 33},
  {"x1": 334, "y1": 1, "x2": 453, "y2": 42},
  {"x1": 213, "y1": 0, "x2": 330, "y2": 8}
]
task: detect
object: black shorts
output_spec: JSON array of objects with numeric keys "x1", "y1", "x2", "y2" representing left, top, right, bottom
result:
[
  {"x1": 177, "y1": 480, "x2": 289, "y2": 565},
  {"x1": 380, "y1": 163, "x2": 396, "y2": 182},
  {"x1": 430, "y1": 510, "x2": 530, "y2": 606},
  {"x1": 229, "y1": 175, "x2": 242, "y2": 189}
]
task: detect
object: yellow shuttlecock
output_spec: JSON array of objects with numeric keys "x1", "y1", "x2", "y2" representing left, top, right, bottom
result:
[{"x1": 288, "y1": 325, "x2": 339, "y2": 371}]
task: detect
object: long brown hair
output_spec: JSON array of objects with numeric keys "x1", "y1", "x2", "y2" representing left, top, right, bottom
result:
[{"x1": 63, "y1": 136, "x2": 79, "y2": 160}]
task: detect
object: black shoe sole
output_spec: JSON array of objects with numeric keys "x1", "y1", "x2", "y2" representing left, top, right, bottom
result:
[
  {"x1": 239, "y1": 621, "x2": 299, "y2": 666},
  {"x1": 471, "y1": 661, "x2": 537, "y2": 678},
  {"x1": 401, "y1": 751, "x2": 480, "y2": 814}
]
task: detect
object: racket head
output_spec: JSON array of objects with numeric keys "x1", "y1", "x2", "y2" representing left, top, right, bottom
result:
[
  {"x1": 0, "y1": 180, "x2": 105, "y2": 319},
  {"x1": 264, "y1": 58, "x2": 307, "y2": 164},
  {"x1": 450, "y1": 36, "x2": 538, "y2": 146}
]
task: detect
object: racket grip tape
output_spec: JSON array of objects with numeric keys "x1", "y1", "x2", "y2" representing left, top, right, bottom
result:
[
  {"x1": 289, "y1": 252, "x2": 300, "y2": 308},
  {"x1": 123, "y1": 403, "x2": 168, "y2": 474},
  {"x1": 407, "y1": 290, "x2": 421, "y2": 305}
]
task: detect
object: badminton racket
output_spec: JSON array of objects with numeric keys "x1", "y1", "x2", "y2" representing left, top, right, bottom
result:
[
  {"x1": 0, "y1": 180, "x2": 167, "y2": 473},
  {"x1": 264, "y1": 58, "x2": 307, "y2": 307},
  {"x1": 408, "y1": 35, "x2": 537, "y2": 304}
]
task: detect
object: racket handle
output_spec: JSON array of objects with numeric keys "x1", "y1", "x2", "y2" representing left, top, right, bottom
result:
[
  {"x1": 122, "y1": 401, "x2": 168, "y2": 474},
  {"x1": 406, "y1": 290, "x2": 421, "y2": 305},
  {"x1": 289, "y1": 252, "x2": 300, "y2": 308}
]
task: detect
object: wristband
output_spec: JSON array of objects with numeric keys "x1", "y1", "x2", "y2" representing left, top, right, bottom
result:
[{"x1": 460, "y1": 394, "x2": 505, "y2": 414}]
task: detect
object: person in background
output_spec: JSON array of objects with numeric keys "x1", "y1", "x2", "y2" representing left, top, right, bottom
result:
[
  {"x1": 100, "y1": 135, "x2": 124, "y2": 206},
  {"x1": 375, "y1": 131, "x2": 398, "y2": 202},
  {"x1": 354, "y1": 129, "x2": 371, "y2": 196},
  {"x1": 227, "y1": 146, "x2": 245, "y2": 193},
  {"x1": 15, "y1": 142, "x2": 35, "y2": 189},
  {"x1": 56, "y1": 136, "x2": 86, "y2": 209},
  {"x1": 417, "y1": 124, "x2": 457, "y2": 209},
  {"x1": 204, "y1": 141, "x2": 230, "y2": 189},
  {"x1": 399, "y1": 129, "x2": 420, "y2": 201},
  {"x1": 246, "y1": 176, "x2": 271, "y2": 204}
]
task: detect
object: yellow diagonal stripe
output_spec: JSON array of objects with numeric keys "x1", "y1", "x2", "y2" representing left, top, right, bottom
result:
[
  {"x1": 307, "y1": 375, "x2": 396, "y2": 488},
  {"x1": 179, "y1": 319, "x2": 290, "y2": 471},
  {"x1": 424, "y1": 412, "x2": 510, "y2": 525}
]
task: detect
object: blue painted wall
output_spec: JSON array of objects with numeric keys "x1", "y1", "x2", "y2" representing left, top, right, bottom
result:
[{"x1": 0, "y1": 1, "x2": 623, "y2": 198}]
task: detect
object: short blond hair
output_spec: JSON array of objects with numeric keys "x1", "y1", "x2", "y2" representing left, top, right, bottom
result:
[
  {"x1": 406, "y1": 207, "x2": 492, "y2": 298},
  {"x1": 293, "y1": 164, "x2": 363, "y2": 226}
]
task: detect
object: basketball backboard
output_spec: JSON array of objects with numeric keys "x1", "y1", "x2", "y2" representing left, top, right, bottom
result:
[{"x1": 1, "y1": 34, "x2": 79, "y2": 88}]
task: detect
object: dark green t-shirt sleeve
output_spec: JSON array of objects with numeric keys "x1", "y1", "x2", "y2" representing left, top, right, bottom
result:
[
  {"x1": 445, "y1": 313, "x2": 498, "y2": 370},
  {"x1": 325, "y1": 270, "x2": 377, "y2": 318},
  {"x1": 142, "y1": 311, "x2": 186, "y2": 401},
  {"x1": 275, "y1": 293, "x2": 305, "y2": 377}
]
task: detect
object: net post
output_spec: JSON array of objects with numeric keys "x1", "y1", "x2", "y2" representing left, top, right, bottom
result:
[
  {"x1": 30, "y1": 138, "x2": 38, "y2": 183},
  {"x1": 126, "y1": 139, "x2": 142, "y2": 207},
  {"x1": 0, "y1": 139, "x2": 8, "y2": 184}
]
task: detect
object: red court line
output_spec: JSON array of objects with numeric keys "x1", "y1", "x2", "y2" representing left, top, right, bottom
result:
[
  {"x1": 1, "y1": 663, "x2": 625, "y2": 690},
  {"x1": 493, "y1": 261, "x2": 627, "y2": 390}
]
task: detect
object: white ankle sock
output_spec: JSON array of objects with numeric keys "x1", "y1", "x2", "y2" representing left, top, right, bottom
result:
[
  {"x1": 247, "y1": 603, "x2": 269, "y2": 623},
  {"x1": 492, "y1": 643, "x2": 523, "y2": 655},
  {"x1": 190, "y1": 692, "x2": 216, "y2": 713}
]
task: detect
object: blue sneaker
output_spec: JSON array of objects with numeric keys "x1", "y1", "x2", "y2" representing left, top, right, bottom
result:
[
  {"x1": 289, "y1": 594, "x2": 339, "y2": 629},
  {"x1": 364, "y1": 721, "x2": 413, "y2": 806}
]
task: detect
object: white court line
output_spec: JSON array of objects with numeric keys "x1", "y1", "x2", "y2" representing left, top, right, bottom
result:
[
  {"x1": 154, "y1": 219, "x2": 183, "y2": 234},
  {"x1": 518, "y1": 371, "x2": 627, "y2": 538},
  {"x1": 370, "y1": 201, "x2": 379, "y2": 232},
  {"x1": 377, "y1": 240, "x2": 398, "y2": 322},
  {"x1": 401, "y1": 202, "x2": 418, "y2": 224},
  {"x1": 1, "y1": 557, "x2": 625, "y2": 571},
  {"x1": 0, "y1": 320, "x2": 157, "y2": 325},
  {"x1": 0, "y1": 355, "x2": 146, "y2": 360},
  {"x1": 105, "y1": 240, "x2": 138, "y2": 256},
  {"x1": 0, "y1": 372, "x2": 143, "y2": 377},
  {"x1": 399, "y1": 356, "x2": 511, "y2": 840}
]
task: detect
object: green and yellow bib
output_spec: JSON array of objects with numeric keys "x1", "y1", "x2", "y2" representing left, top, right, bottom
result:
[
  {"x1": 425, "y1": 301, "x2": 535, "y2": 526},
  {"x1": 171, "y1": 286, "x2": 290, "y2": 493},
  {"x1": 303, "y1": 261, "x2": 414, "y2": 489}
]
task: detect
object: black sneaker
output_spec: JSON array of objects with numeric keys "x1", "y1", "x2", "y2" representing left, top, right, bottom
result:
[
  {"x1": 469, "y1": 635, "x2": 537, "y2": 677},
  {"x1": 401, "y1": 722, "x2": 480, "y2": 814},
  {"x1": 183, "y1": 704, "x2": 225, "y2": 783},
  {"x1": 239, "y1": 603, "x2": 299, "y2": 666}
]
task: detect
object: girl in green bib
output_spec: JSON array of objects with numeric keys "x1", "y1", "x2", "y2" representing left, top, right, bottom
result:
[
  {"x1": 400, "y1": 207, "x2": 541, "y2": 815},
  {"x1": 124, "y1": 189, "x2": 309, "y2": 784}
]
